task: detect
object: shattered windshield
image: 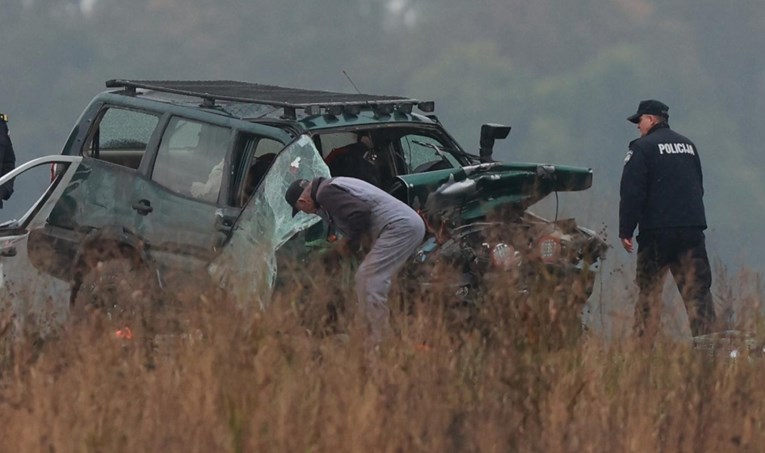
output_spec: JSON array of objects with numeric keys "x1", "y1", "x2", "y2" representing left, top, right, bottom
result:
[{"x1": 208, "y1": 134, "x2": 330, "y2": 309}]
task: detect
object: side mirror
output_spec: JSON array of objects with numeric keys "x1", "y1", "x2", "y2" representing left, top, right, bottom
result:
[{"x1": 479, "y1": 123, "x2": 511, "y2": 163}]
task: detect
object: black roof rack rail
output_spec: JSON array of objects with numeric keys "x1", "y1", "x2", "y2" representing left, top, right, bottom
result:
[{"x1": 104, "y1": 79, "x2": 435, "y2": 119}]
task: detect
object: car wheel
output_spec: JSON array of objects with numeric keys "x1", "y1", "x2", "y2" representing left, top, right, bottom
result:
[{"x1": 72, "y1": 258, "x2": 158, "y2": 336}]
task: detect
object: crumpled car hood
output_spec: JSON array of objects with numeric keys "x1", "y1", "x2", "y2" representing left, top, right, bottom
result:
[{"x1": 393, "y1": 162, "x2": 593, "y2": 220}]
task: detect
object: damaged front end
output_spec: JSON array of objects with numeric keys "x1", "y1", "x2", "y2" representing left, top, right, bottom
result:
[{"x1": 396, "y1": 161, "x2": 608, "y2": 305}]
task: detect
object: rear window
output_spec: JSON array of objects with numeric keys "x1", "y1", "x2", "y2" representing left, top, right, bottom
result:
[{"x1": 82, "y1": 107, "x2": 160, "y2": 169}]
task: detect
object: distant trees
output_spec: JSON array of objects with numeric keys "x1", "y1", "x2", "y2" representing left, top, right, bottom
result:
[{"x1": 1, "y1": 0, "x2": 763, "y2": 265}]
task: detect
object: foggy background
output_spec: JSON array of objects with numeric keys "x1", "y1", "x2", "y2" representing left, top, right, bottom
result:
[{"x1": 1, "y1": 0, "x2": 763, "y2": 286}]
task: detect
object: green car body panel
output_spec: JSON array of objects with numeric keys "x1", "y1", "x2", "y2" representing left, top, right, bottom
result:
[
  {"x1": 3, "y1": 80, "x2": 602, "y2": 314},
  {"x1": 392, "y1": 162, "x2": 593, "y2": 221}
]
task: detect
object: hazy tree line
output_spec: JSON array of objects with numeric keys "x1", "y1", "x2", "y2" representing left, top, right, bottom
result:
[{"x1": 0, "y1": 0, "x2": 764, "y2": 269}]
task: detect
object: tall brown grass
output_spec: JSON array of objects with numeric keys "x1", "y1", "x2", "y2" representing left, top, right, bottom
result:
[{"x1": 1, "y1": 262, "x2": 764, "y2": 453}]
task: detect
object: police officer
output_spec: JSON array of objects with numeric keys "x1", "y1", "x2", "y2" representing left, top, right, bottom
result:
[
  {"x1": 0, "y1": 113, "x2": 16, "y2": 207},
  {"x1": 620, "y1": 99, "x2": 715, "y2": 340}
]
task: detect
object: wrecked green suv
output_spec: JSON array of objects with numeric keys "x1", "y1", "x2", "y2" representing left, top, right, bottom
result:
[{"x1": 0, "y1": 80, "x2": 605, "y2": 331}]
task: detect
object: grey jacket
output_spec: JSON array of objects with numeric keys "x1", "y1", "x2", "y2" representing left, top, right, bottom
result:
[{"x1": 311, "y1": 176, "x2": 423, "y2": 249}]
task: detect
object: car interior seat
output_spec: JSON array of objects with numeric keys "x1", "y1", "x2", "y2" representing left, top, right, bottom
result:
[{"x1": 239, "y1": 153, "x2": 276, "y2": 206}]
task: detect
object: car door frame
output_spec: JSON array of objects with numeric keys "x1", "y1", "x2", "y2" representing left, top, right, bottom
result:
[
  {"x1": 64, "y1": 95, "x2": 295, "y2": 277},
  {"x1": 0, "y1": 155, "x2": 83, "y2": 311},
  {"x1": 133, "y1": 111, "x2": 296, "y2": 275}
]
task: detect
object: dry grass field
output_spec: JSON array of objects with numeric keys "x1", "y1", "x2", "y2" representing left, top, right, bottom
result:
[{"x1": 0, "y1": 263, "x2": 764, "y2": 453}]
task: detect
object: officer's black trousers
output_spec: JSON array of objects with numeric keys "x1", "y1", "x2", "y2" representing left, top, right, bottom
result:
[{"x1": 635, "y1": 228, "x2": 716, "y2": 339}]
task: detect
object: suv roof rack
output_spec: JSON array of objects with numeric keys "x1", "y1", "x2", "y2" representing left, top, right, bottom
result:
[{"x1": 105, "y1": 79, "x2": 435, "y2": 119}]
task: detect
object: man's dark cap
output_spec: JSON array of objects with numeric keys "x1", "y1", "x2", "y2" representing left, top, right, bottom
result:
[
  {"x1": 627, "y1": 99, "x2": 669, "y2": 123},
  {"x1": 285, "y1": 179, "x2": 309, "y2": 217}
]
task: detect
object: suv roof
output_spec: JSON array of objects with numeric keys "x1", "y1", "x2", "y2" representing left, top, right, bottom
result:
[{"x1": 105, "y1": 79, "x2": 436, "y2": 121}]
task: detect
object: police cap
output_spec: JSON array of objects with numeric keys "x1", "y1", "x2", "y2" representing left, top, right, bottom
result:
[
  {"x1": 285, "y1": 178, "x2": 310, "y2": 217},
  {"x1": 627, "y1": 99, "x2": 669, "y2": 123}
]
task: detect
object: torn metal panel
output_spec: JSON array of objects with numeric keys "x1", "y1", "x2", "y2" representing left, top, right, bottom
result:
[{"x1": 208, "y1": 135, "x2": 330, "y2": 309}]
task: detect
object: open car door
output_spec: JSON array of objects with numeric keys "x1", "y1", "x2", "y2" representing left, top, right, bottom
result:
[{"x1": 0, "y1": 155, "x2": 83, "y2": 333}]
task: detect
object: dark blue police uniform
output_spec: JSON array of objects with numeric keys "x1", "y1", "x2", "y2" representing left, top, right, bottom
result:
[
  {"x1": 620, "y1": 103, "x2": 715, "y2": 338},
  {"x1": 0, "y1": 114, "x2": 16, "y2": 206}
]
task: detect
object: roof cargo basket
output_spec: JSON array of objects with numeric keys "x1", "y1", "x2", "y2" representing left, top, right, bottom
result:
[{"x1": 105, "y1": 79, "x2": 435, "y2": 119}]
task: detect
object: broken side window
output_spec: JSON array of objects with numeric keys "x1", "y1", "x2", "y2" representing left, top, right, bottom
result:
[{"x1": 399, "y1": 133, "x2": 458, "y2": 173}]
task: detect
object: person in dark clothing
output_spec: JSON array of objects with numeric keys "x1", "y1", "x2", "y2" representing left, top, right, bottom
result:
[
  {"x1": 324, "y1": 132, "x2": 381, "y2": 187},
  {"x1": 285, "y1": 176, "x2": 425, "y2": 344},
  {"x1": 620, "y1": 99, "x2": 716, "y2": 341},
  {"x1": 0, "y1": 113, "x2": 16, "y2": 207}
]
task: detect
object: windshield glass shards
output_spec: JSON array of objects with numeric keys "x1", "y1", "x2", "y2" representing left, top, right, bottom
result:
[{"x1": 208, "y1": 134, "x2": 330, "y2": 310}]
